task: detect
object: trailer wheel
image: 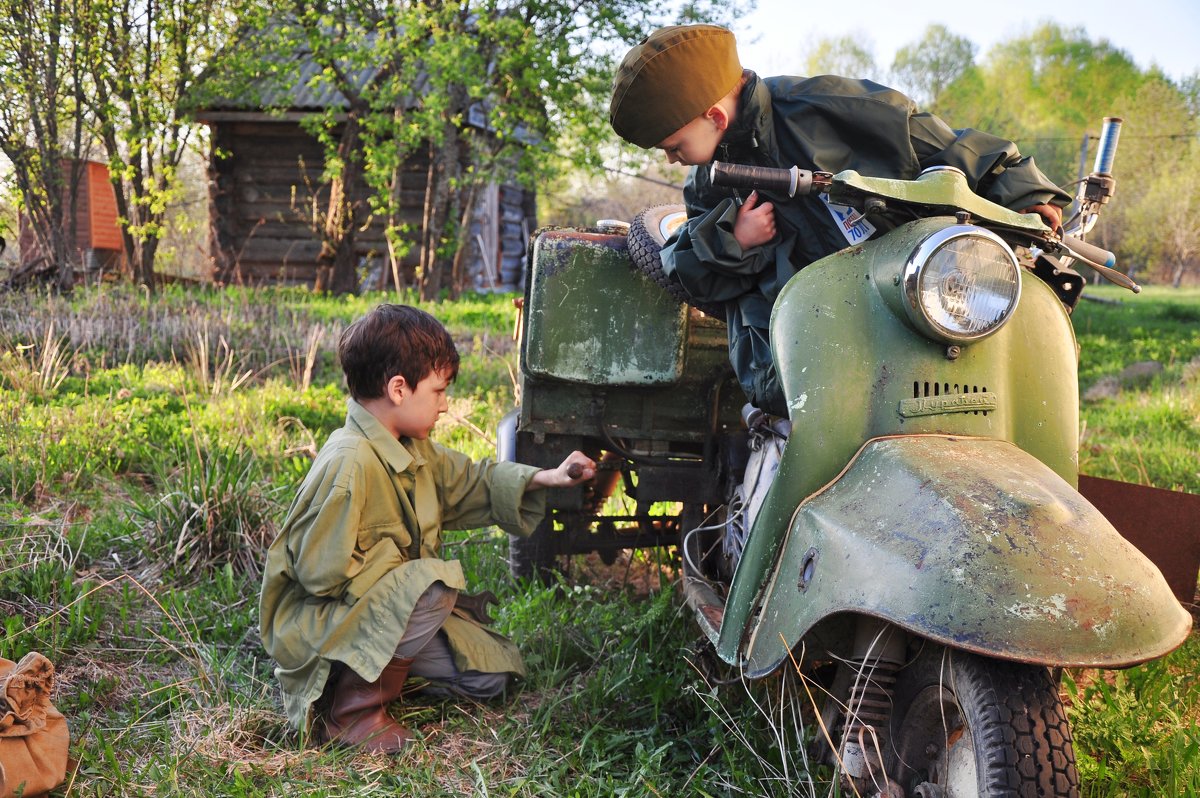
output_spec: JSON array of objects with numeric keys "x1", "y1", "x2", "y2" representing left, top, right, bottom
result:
[
  {"x1": 628, "y1": 205, "x2": 724, "y2": 318},
  {"x1": 508, "y1": 520, "x2": 560, "y2": 584}
]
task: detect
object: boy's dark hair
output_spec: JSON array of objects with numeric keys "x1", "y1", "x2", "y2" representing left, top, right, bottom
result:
[{"x1": 338, "y1": 304, "x2": 460, "y2": 400}]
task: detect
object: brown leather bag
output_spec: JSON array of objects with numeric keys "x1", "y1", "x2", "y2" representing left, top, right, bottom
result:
[{"x1": 0, "y1": 653, "x2": 69, "y2": 798}]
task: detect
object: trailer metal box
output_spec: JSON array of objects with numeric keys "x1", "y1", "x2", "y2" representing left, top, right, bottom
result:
[{"x1": 523, "y1": 229, "x2": 688, "y2": 386}]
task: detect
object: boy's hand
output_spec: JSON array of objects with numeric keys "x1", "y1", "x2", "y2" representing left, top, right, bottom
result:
[
  {"x1": 530, "y1": 451, "x2": 596, "y2": 489},
  {"x1": 734, "y1": 191, "x2": 776, "y2": 250},
  {"x1": 1021, "y1": 202, "x2": 1063, "y2": 232}
]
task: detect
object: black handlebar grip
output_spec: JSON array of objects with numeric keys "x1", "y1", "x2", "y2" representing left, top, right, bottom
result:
[
  {"x1": 567, "y1": 463, "x2": 583, "y2": 480},
  {"x1": 710, "y1": 162, "x2": 812, "y2": 198},
  {"x1": 1061, "y1": 235, "x2": 1117, "y2": 270}
]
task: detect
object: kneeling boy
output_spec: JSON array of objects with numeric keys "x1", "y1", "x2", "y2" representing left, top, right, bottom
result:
[{"x1": 260, "y1": 304, "x2": 593, "y2": 753}]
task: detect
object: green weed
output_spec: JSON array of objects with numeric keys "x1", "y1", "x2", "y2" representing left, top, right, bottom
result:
[
  {"x1": 0, "y1": 320, "x2": 73, "y2": 396},
  {"x1": 127, "y1": 438, "x2": 285, "y2": 579},
  {"x1": 1066, "y1": 633, "x2": 1200, "y2": 797},
  {"x1": 183, "y1": 323, "x2": 256, "y2": 396}
]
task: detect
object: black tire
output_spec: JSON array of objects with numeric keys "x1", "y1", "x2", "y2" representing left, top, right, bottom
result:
[
  {"x1": 508, "y1": 518, "x2": 560, "y2": 584},
  {"x1": 628, "y1": 205, "x2": 724, "y2": 318},
  {"x1": 890, "y1": 646, "x2": 1080, "y2": 798}
]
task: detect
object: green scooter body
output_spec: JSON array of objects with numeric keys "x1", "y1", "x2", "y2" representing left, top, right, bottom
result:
[{"x1": 714, "y1": 214, "x2": 1192, "y2": 673}]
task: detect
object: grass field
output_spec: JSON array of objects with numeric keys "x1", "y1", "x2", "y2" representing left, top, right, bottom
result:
[{"x1": 0, "y1": 282, "x2": 1196, "y2": 796}]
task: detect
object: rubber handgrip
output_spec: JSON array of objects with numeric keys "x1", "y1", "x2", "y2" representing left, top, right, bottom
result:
[
  {"x1": 710, "y1": 162, "x2": 804, "y2": 197},
  {"x1": 1062, "y1": 235, "x2": 1117, "y2": 269}
]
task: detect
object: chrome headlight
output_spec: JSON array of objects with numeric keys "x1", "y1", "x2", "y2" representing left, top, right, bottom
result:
[{"x1": 901, "y1": 226, "x2": 1021, "y2": 344}]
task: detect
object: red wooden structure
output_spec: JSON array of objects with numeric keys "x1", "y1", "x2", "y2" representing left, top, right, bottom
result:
[{"x1": 19, "y1": 160, "x2": 125, "y2": 275}]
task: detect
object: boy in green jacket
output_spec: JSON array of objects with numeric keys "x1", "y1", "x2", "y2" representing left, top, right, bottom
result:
[
  {"x1": 259, "y1": 304, "x2": 594, "y2": 753},
  {"x1": 609, "y1": 24, "x2": 1071, "y2": 416}
]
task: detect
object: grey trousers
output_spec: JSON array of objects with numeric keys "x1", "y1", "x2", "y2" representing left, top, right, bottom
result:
[{"x1": 394, "y1": 581, "x2": 510, "y2": 700}]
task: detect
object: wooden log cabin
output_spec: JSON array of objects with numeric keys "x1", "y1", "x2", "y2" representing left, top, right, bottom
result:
[{"x1": 195, "y1": 68, "x2": 536, "y2": 291}]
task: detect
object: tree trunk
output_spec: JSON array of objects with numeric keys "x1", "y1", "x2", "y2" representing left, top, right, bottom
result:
[
  {"x1": 418, "y1": 141, "x2": 450, "y2": 300},
  {"x1": 315, "y1": 115, "x2": 365, "y2": 295},
  {"x1": 449, "y1": 181, "x2": 482, "y2": 295},
  {"x1": 11, "y1": 153, "x2": 78, "y2": 291},
  {"x1": 137, "y1": 236, "x2": 160, "y2": 289},
  {"x1": 383, "y1": 161, "x2": 406, "y2": 292},
  {"x1": 418, "y1": 121, "x2": 468, "y2": 301},
  {"x1": 383, "y1": 108, "x2": 408, "y2": 293}
]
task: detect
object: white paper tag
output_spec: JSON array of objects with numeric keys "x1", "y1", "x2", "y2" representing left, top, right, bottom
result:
[{"x1": 819, "y1": 193, "x2": 877, "y2": 245}]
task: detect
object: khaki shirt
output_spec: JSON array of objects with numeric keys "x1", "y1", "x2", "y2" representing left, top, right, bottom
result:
[{"x1": 259, "y1": 400, "x2": 544, "y2": 730}]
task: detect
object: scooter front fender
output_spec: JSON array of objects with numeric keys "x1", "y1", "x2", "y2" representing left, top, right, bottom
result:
[{"x1": 742, "y1": 434, "x2": 1192, "y2": 676}]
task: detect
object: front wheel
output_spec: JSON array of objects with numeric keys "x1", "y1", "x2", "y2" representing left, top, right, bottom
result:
[{"x1": 890, "y1": 646, "x2": 1079, "y2": 798}]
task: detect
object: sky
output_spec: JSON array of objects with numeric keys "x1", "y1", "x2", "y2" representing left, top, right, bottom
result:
[{"x1": 735, "y1": 0, "x2": 1200, "y2": 84}]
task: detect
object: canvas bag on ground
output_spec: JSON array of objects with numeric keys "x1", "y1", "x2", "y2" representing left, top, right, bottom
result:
[{"x1": 0, "y1": 653, "x2": 69, "y2": 798}]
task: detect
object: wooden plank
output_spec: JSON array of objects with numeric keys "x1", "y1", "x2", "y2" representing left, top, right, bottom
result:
[
  {"x1": 233, "y1": 234, "x2": 409, "y2": 263},
  {"x1": 230, "y1": 210, "x2": 424, "y2": 239},
  {"x1": 229, "y1": 187, "x2": 430, "y2": 212},
  {"x1": 87, "y1": 162, "x2": 123, "y2": 251}
]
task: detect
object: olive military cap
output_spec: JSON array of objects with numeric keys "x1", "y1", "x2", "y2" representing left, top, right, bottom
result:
[{"x1": 609, "y1": 24, "x2": 743, "y2": 149}]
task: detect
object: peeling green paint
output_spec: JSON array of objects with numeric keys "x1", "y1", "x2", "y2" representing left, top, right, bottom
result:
[{"x1": 524, "y1": 231, "x2": 688, "y2": 386}]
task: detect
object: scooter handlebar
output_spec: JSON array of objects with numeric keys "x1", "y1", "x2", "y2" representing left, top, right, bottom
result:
[
  {"x1": 1058, "y1": 234, "x2": 1140, "y2": 293},
  {"x1": 710, "y1": 162, "x2": 820, "y2": 198}
]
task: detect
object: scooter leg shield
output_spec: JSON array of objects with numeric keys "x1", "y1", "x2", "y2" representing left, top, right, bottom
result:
[{"x1": 741, "y1": 434, "x2": 1192, "y2": 677}]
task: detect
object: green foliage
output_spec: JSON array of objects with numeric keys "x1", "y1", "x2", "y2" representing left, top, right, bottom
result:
[
  {"x1": 1119, "y1": 138, "x2": 1200, "y2": 286},
  {"x1": 890, "y1": 24, "x2": 976, "y2": 110},
  {"x1": 81, "y1": 0, "x2": 238, "y2": 286},
  {"x1": 128, "y1": 438, "x2": 286, "y2": 578},
  {"x1": 0, "y1": 0, "x2": 90, "y2": 289},
  {"x1": 956, "y1": 27, "x2": 1138, "y2": 183},
  {"x1": 1065, "y1": 634, "x2": 1200, "y2": 797},
  {"x1": 800, "y1": 35, "x2": 879, "y2": 79}
]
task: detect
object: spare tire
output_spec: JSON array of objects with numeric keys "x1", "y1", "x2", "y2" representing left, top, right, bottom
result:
[{"x1": 628, "y1": 205, "x2": 724, "y2": 318}]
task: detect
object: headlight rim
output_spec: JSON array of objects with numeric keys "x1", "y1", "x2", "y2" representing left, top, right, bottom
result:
[{"x1": 901, "y1": 225, "x2": 1021, "y2": 345}]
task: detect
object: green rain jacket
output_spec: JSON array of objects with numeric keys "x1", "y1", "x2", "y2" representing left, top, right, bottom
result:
[
  {"x1": 662, "y1": 72, "x2": 1072, "y2": 415},
  {"x1": 259, "y1": 400, "x2": 545, "y2": 731}
]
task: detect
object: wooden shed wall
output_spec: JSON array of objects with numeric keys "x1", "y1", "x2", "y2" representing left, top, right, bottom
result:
[{"x1": 207, "y1": 119, "x2": 533, "y2": 290}]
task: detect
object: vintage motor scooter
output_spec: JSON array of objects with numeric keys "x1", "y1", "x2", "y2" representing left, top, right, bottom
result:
[{"x1": 499, "y1": 118, "x2": 1192, "y2": 797}]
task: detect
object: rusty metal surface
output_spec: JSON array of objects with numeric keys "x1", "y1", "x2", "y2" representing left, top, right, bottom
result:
[
  {"x1": 1079, "y1": 474, "x2": 1200, "y2": 605},
  {"x1": 741, "y1": 435, "x2": 1192, "y2": 676},
  {"x1": 523, "y1": 230, "x2": 688, "y2": 386}
]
